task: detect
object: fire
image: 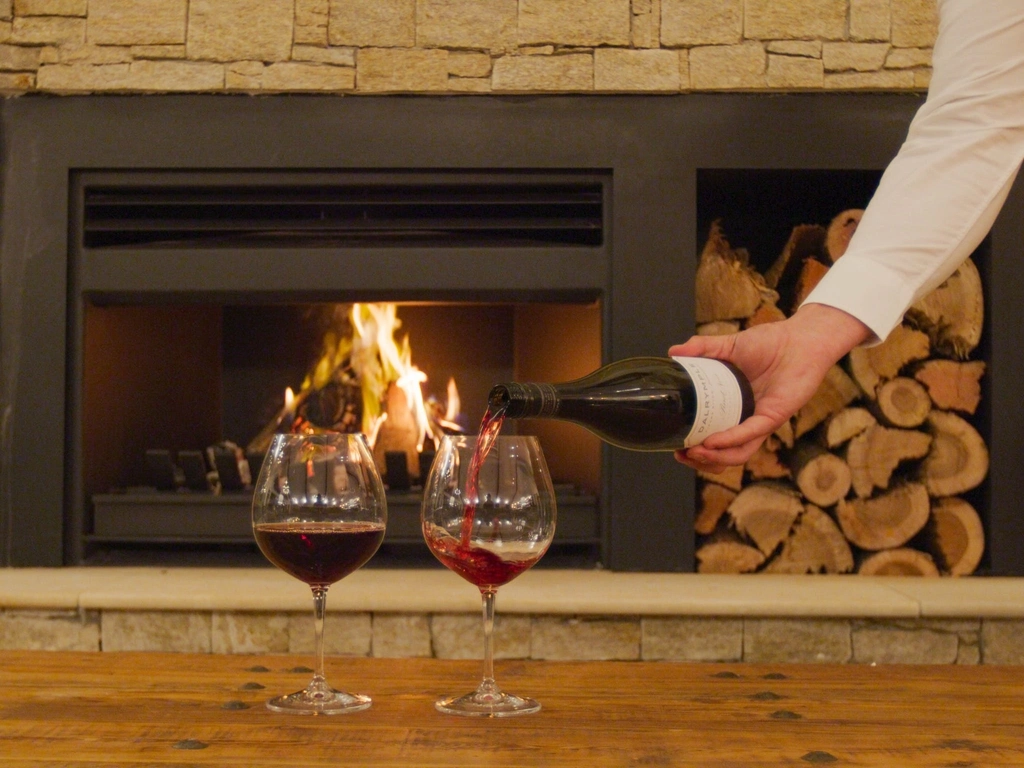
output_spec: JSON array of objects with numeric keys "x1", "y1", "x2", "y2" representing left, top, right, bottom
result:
[{"x1": 248, "y1": 303, "x2": 461, "y2": 467}]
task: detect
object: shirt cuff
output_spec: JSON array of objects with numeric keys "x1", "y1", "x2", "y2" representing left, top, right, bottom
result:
[{"x1": 799, "y1": 256, "x2": 918, "y2": 346}]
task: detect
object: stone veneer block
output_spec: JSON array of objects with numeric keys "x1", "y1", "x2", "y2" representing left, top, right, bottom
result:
[
  {"x1": 87, "y1": 0, "x2": 183, "y2": 46},
  {"x1": 0, "y1": 42, "x2": 39, "y2": 69},
  {"x1": 531, "y1": 616, "x2": 640, "y2": 660},
  {"x1": 288, "y1": 612, "x2": 372, "y2": 656},
  {"x1": 689, "y1": 42, "x2": 765, "y2": 90},
  {"x1": 102, "y1": 610, "x2": 212, "y2": 652},
  {"x1": 416, "y1": 0, "x2": 516, "y2": 52},
  {"x1": 294, "y1": 0, "x2": 328, "y2": 47},
  {"x1": 518, "y1": 0, "x2": 630, "y2": 47},
  {"x1": 357, "y1": 48, "x2": 447, "y2": 92},
  {"x1": 0, "y1": 610, "x2": 100, "y2": 651},
  {"x1": 124, "y1": 60, "x2": 223, "y2": 91},
  {"x1": 11, "y1": 15, "x2": 83, "y2": 44},
  {"x1": 187, "y1": 0, "x2": 292, "y2": 63},
  {"x1": 981, "y1": 619, "x2": 1024, "y2": 665},
  {"x1": 661, "y1": 0, "x2": 741, "y2": 47},
  {"x1": 629, "y1": 0, "x2": 659, "y2": 49},
  {"x1": 642, "y1": 617, "x2": 743, "y2": 661},
  {"x1": 850, "y1": 619, "x2": 972, "y2": 664},
  {"x1": 743, "y1": 618, "x2": 852, "y2": 663},
  {"x1": 292, "y1": 45, "x2": 355, "y2": 67},
  {"x1": 130, "y1": 45, "x2": 184, "y2": 61},
  {"x1": 885, "y1": 47, "x2": 931, "y2": 70},
  {"x1": 58, "y1": 43, "x2": 131, "y2": 63},
  {"x1": 328, "y1": 0, "x2": 414, "y2": 48},
  {"x1": 767, "y1": 54, "x2": 823, "y2": 89},
  {"x1": 0, "y1": 71, "x2": 32, "y2": 89},
  {"x1": 431, "y1": 613, "x2": 532, "y2": 660},
  {"x1": 372, "y1": 613, "x2": 432, "y2": 658},
  {"x1": 767, "y1": 40, "x2": 822, "y2": 57},
  {"x1": 262, "y1": 62, "x2": 354, "y2": 91},
  {"x1": 745, "y1": 0, "x2": 846, "y2": 41},
  {"x1": 594, "y1": 48, "x2": 679, "y2": 92},
  {"x1": 36, "y1": 62, "x2": 128, "y2": 90},
  {"x1": 891, "y1": 0, "x2": 937, "y2": 49},
  {"x1": 850, "y1": 0, "x2": 891, "y2": 42},
  {"x1": 212, "y1": 611, "x2": 289, "y2": 654},
  {"x1": 225, "y1": 60, "x2": 262, "y2": 89},
  {"x1": 447, "y1": 77, "x2": 491, "y2": 93},
  {"x1": 822, "y1": 42, "x2": 890, "y2": 73},
  {"x1": 0, "y1": 0, "x2": 10, "y2": 19},
  {"x1": 447, "y1": 51, "x2": 491, "y2": 78},
  {"x1": 824, "y1": 70, "x2": 915, "y2": 90},
  {"x1": 492, "y1": 53, "x2": 592, "y2": 92},
  {"x1": 17, "y1": 0, "x2": 86, "y2": 16}
]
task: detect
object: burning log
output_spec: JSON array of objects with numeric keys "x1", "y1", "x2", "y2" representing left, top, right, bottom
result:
[{"x1": 246, "y1": 303, "x2": 461, "y2": 482}]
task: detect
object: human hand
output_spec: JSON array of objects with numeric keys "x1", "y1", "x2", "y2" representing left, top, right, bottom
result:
[{"x1": 670, "y1": 303, "x2": 872, "y2": 473}]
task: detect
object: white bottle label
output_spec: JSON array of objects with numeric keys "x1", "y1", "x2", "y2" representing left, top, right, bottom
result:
[{"x1": 672, "y1": 356, "x2": 745, "y2": 448}]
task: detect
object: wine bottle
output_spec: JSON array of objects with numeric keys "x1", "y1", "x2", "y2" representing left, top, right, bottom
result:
[{"x1": 488, "y1": 356, "x2": 754, "y2": 452}]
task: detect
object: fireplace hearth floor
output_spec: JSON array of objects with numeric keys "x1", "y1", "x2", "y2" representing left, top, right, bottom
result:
[{"x1": 1, "y1": 567, "x2": 1021, "y2": 618}]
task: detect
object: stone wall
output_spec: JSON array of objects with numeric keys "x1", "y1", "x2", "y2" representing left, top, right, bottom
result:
[
  {"x1": 0, "y1": 0, "x2": 937, "y2": 95},
  {"x1": 8, "y1": 607, "x2": 1024, "y2": 664}
]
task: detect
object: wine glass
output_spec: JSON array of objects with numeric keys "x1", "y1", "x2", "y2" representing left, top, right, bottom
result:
[
  {"x1": 421, "y1": 434, "x2": 556, "y2": 716},
  {"x1": 252, "y1": 432, "x2": 387, "y2": 714}
]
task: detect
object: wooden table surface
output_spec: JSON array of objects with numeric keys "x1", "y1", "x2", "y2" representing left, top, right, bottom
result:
[{"x1": 1, "y1": 651, "x2": 1023, "y2": 767}]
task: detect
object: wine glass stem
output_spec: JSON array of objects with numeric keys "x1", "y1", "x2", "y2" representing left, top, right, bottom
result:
[
  {"x1": 311, "y1": 585, "x2": 328, "y2": 687},
  {"x1": 480, "y1": 588, "x2": 497, "y2": 688}
]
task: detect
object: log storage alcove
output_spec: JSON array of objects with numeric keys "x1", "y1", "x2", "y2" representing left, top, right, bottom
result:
[{"x1": 694, "y1": 213, "x2": 988, "y2": 577}]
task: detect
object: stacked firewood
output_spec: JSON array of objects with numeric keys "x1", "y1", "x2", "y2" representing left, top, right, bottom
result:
[{"x1": 694, "y1": 212, "x2": 988, "y2": 577}]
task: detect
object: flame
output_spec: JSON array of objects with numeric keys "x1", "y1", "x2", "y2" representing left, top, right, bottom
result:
[{"x1": 348, "y1": 303, "x2": 454, "y2": 453}]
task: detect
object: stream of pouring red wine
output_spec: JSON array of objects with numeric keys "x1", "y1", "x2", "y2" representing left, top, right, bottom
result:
[{"x1": 458, "y1": 403, "x2": 507, "y2": 546}]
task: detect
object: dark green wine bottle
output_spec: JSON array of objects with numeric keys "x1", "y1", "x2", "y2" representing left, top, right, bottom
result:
[{"x1": 488, "y1": 356, "x2": 754, "y2": 452}]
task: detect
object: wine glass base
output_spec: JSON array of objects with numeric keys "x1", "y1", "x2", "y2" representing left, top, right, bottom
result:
[
  {"x1": 266, "y1": 686, "x2": 371, "y2": 715},
  {"x1": 434, "y1": 689, "x2": 541, "y2": 718}
]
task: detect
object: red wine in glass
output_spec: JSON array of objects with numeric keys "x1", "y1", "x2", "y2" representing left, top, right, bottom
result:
[
  {"x1": 459, "y1": 402, "x2": 507, "y2": 545},
  {"x1": 424, "y1": 526, "x2": 539, "y2": 589},
  {"x1": 253, "y1": 519, "x2": 386, "y2": 587}
]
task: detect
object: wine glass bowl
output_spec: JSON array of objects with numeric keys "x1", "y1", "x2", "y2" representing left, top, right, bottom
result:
[
  {"x1": 252, "y1": 432, "x2": 386, "y2": 715},
  {"x1": 421, "y1": 434, "x2": 556, "y2": 716}
]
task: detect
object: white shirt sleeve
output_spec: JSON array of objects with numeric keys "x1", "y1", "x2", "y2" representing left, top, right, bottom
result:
[{"x1": 800, "y1": 0, "x2": 1024, "y2": 343}]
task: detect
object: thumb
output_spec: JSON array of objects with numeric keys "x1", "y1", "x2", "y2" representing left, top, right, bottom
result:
[{"x1": 669, "y1": 334, "x2": 735, "y2": 361}]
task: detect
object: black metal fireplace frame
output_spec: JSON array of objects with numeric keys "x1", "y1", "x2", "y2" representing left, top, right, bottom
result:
[{"x1": 3, "y1": 93, "x2": 1022, "y2": 572}]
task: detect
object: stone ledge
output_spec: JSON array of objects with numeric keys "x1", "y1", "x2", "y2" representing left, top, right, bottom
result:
[{"x1": 1, "y1": 567, "x2": 1022, "y2": 619}]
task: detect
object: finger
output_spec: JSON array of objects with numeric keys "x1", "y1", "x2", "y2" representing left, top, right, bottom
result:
[
  {"x1": 673, "y1": 450, "x2": 729, "y2": 475},
  {"x1": 698, "y1": 414, "x2": 780, "y2": 451},
  {"x1": 682, "y1": 434, "x2": 766, "y2": 468}
]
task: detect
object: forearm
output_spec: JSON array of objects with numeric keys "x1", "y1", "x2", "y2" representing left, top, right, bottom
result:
[{"x1": 802, "y1": 0, "x2": 1024, "y2": 343}]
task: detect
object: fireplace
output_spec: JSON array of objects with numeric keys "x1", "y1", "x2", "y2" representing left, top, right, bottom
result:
[{"x1": 3, "y1": 94, "x2": 1023, "y2": 572}]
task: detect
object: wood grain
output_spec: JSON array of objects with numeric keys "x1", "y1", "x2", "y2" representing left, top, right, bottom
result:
[{"x1": 2, "y1": 651, "x2": 1024, "y2": 767}]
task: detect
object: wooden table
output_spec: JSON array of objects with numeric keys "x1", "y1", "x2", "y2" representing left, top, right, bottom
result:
[{"x1": 2, "y1": 651, "x2": 1023, "y2": 766}]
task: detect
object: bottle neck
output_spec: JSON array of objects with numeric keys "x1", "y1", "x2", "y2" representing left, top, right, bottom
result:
[{"x1": 490, "y1": 382, "x2": 559, "y2": 418}]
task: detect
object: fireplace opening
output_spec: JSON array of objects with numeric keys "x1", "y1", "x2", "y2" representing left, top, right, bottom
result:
[{"x1": 80, "y1": 299, "x2": 603, "y2": 566}]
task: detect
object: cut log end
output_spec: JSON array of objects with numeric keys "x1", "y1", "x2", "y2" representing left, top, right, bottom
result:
[
  {"x1": 858, "y1": 548, "x2": 940, "y2": 576},
  {"x1": 825, "y1": 209, "x2": 863, "y2": 262},
  {"x1": 836, "y1": 482, "x2": 931, "y2": 551},
  {"x1": 696, "y1": 540, "x2": 766, "y2": 574},
  {"x1": 925, "y1": 497, "x2": 985, "y2": 576},
  {"x1": 919, "y1": 411, "x2": 989, "y2": 497},
  {"x1": 762, "y1": 505, "x2": 854, "y2": 574}
]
